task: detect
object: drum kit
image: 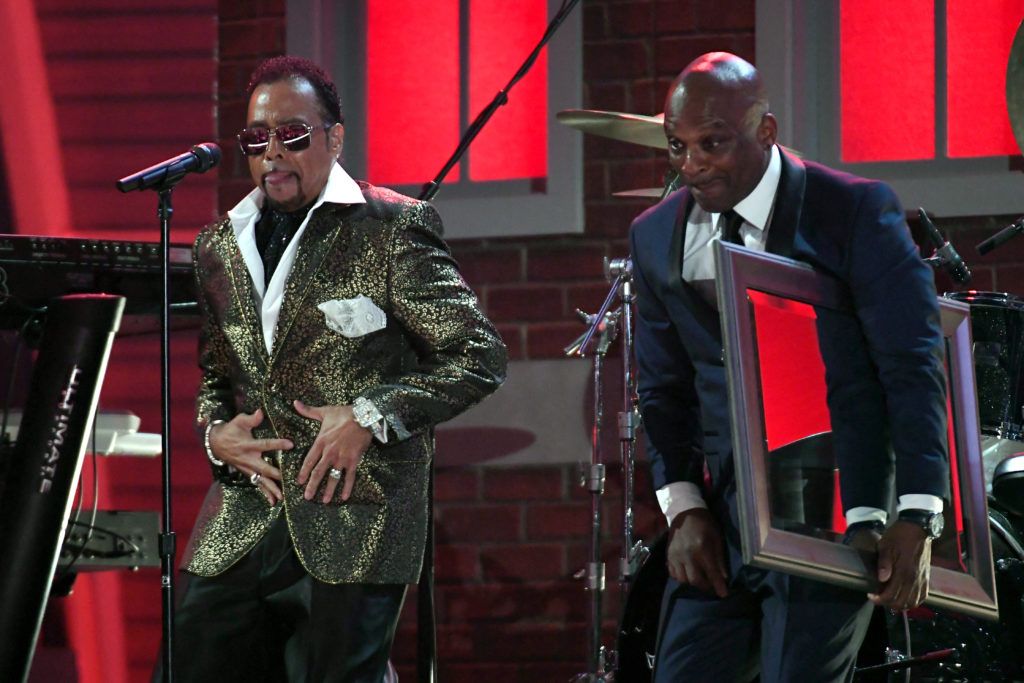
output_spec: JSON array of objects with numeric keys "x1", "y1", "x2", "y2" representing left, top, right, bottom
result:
[{"x1": 558, "y1": 23, "x2": 1024, "y2": 682}]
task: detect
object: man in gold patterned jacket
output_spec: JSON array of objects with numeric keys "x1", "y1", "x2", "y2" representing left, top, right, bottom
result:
[{"x1": 173, "y1": 56, "x2": 507, "y2": 683}]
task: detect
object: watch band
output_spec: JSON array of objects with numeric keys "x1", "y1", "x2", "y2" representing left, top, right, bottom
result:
[
  {"x1": 841, "y1": 519, "x2": 885, "y2": 545},
  {"x1": 898, "y1": 508, "x2": 944, "y2": 539}
]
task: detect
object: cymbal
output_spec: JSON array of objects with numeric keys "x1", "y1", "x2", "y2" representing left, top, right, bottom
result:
[
  {"x1": 612, "y1": 187, "x2": 664, "y2": 198},
  {"x1": 556, "y1": 109, "x2": 666, "y2": 149},
  {"x1": 1009, "y1": 19, "x2": 1024, "y2": 155}
]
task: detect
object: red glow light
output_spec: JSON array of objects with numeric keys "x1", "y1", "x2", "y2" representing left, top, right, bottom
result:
[
  {"x1": 840, "y1": 0, "x2": 936, "y2": 162},
  {"x1": 946, "y1": 1, "x2": 1024, "y2": 158},
  {"x1": 468, "y1": 0, "x2": 548, "y2": 181},
  {"x1": 367, "y1": 0, "x2": 461, "y2": 185}
]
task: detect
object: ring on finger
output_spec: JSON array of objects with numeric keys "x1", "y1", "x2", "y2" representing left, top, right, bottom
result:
[
  {"x1": 250, "y1": 471, "x2": 262, "y2": 486},
  {"x1": 328, "y1": 467, "x2": 343, "y2": 480}
]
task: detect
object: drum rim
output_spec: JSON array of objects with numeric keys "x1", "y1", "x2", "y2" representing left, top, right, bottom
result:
[{"x1": 944, "y1": 290, "x2": 1024, "y2": 309}]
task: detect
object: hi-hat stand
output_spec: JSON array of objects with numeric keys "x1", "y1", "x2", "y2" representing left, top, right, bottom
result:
[{"x1": 566, "y1": 257, "x2": 643, "y2": 682}]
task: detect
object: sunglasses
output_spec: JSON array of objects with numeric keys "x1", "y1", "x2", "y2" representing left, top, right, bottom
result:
[{"x1": 236, "y1": 122, "x2": 331, "y2": 156}]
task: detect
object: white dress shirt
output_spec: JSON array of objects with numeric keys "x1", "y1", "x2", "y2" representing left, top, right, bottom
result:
[
  {"x1": 227, "y1": 162, "x2": 366, "y2": 355},
  {"x1": 656, "y1": 145, "x2": 942, "y2": 528}
]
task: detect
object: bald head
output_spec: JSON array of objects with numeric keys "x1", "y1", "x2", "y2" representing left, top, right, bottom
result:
[
  {"x1": 669, "y1": 53, "x2": 769, "y2": 129},
  {"x1": 663, "y1": 52, "x2": 777, "y2": 212}
]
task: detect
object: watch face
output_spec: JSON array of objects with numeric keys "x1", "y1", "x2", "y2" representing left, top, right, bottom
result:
[{"x1": 929, "y1": 513, "x2": 944, "y2": 538}]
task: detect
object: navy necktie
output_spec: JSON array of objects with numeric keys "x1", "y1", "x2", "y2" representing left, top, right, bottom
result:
[{"x1": 721, "y1": 209, "x2": 746, "y2": 246}]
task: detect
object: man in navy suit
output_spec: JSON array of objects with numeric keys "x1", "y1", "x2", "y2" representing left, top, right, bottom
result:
[{"x1": 630, "y1": 52, "x2": 949, "y2": 682}]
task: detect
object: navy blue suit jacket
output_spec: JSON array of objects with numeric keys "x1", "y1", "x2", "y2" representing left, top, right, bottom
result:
[{"x1": 629, "y1": 148, "x2": 949, "y2": 517}]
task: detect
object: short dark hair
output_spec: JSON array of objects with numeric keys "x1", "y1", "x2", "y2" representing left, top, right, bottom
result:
[{"x1": 246, "y1": 55, "x2": 345, "y2": 126}]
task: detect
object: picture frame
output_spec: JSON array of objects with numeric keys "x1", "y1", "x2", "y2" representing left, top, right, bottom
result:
[{"x1": 714, "y1": 241, "x2": 998, "y2": 620}]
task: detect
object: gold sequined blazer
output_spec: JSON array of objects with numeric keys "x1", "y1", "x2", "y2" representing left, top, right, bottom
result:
[{"x1": 184, "y1": 183, "x2": 507, "y2": 584}]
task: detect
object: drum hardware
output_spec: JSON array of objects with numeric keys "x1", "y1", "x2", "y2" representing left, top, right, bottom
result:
[
  {"x1": 566, "y1": 257, "x2": 641, "y2": 682},
  {"x1": 993, "y1": 455, "x2": 1024, "y2": 517},
  {"x1": 854, "y1": 647, "x2": 956, "y2": 678},
  {"x1": 977, "y1": 215, "x2": 1024, "y2": 256},
  {"x1": 990, "y1": 507, "x2": 1024, "y2": 558}
]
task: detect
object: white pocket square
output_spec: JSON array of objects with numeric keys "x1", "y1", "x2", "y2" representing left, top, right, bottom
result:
[{"x1": 318, "y1": 295, "x2": 387, "y2": 338}]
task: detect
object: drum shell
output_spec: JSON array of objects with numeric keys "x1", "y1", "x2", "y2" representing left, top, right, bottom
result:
[{"x1": 944, "y1": 291, "x2": 1024, "y2": 441}]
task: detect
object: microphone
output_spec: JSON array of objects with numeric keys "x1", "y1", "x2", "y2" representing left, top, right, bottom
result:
[
  {"x1": 918, "y1": 208, "x2": 971, "y2": 284},
  {"x1": 116, "y1": 143, "x2": 221, "y2": 192},
  {"x1": 977, "y1": 215, "x2": 1024, "y2": 256}
]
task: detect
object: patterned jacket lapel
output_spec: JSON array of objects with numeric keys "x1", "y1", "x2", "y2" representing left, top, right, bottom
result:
[{"x1": 220, "y1": 225, "x2": 270, "y2": 368}]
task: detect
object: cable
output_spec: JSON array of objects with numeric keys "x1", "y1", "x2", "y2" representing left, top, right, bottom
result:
[
  {"x1": 55, "y1": 414, "x2": 101, "y2": 577},
  {"x1": 62, "y1": 520, "x2": 141, "y2": 559}
]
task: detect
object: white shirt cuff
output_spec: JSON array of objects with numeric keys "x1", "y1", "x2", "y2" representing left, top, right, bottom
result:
[
  {"x1": 845, "y1": 506, "x2": 888, "y2": 526},
  {"x1": 656, "y1": 482, "x2": 707, "y2": 526},
  {"x1": 897, "y1": 494, "x2": 944, "y2": 514},
  {"x1": 845, "y1": 495, "x2": 944, "y2": 527}
]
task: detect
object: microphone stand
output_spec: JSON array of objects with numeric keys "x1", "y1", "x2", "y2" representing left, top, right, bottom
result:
[
  {"x1": 155, "y1": 186, "x2": 177, "y2": 683},
  {"x1": 606, "y1": 259, "x2": 647, "y2": 592},
  {"x1": 566, "y1": 259, "x2": 639, "y2": 682},
  {"x1": 410, "y1": 3, "x2": 583, "y2": 681},
  {"x1": 117, "y1": 180, "x2": 182, "y2": 682}
]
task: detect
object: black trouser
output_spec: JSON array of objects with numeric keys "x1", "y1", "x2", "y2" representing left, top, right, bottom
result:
[{"x1": 170, "y1": 516, "x2": 406, "y2": 683}]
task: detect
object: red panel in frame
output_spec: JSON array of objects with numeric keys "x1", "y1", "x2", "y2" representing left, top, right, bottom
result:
[
  {"x1": 749, "y1": 291, "x2": 831, "y2": 452},
  {"x1": 367, "y1": 0, "x2": 460, "y2": 186},
  {"x1": 946, "y1": 0, "x2": 1024, "y2": 158},
  {"x1": 468, "y1": 0, "x2": 548, "y2": 181},
  {"x1": 839, "y1": 0, "x2": 935, "y2": 162}
]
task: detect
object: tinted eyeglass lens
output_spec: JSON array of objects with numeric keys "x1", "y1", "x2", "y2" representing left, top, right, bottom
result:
[
  {"x1": 237, "y1": 124, "x2": 314, "y2": 155},
  {"x1": 277, "y1": 124, "x2": 312, "y2": 149},
  {"x1": 238, "y1": 128, "x2": 270, "y2": 155}
]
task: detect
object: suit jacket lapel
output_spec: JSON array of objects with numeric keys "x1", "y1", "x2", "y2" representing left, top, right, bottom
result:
[
  {"x1": 667, "y1": 189, "x2": 722, "y2": 329},
  {"x1": 222, "y1": 229, "x2": 270, "y2": 368},
  {"x1": 270, "y1": 205, "x2": 351, "y2": 362},
  {"x1": 666, "y1": 190, "x2": 692, "y2": 295},
  {"x1": 764, "y1": 148, "x2": 806, "y2": 258}
]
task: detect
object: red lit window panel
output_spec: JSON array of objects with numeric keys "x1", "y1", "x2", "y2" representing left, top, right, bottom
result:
[
  {"x1": 367, "y1": 0, "x2": 460, "y2": 185},
  {"x1": 839, "y1": 0, "x2": 935, "y2": 162},
  {"x1": 946, "y1": 1, "x2": 1024, "y2": 158},
  {"x1": 468, "y1": 0, "x2": 548, "y2": 181}
]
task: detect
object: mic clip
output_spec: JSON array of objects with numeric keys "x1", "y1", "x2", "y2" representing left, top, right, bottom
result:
[{"x1": 919, "y1": 208, "x2": 972, "y2": 284}]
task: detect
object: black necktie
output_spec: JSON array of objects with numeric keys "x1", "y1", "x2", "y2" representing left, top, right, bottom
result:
[
  {"x1": 255, "y1": 204, "x2": 312, "y2": 286},
  {"x1": 721, "y1": 209, "x2": 746, "y2": 246}
]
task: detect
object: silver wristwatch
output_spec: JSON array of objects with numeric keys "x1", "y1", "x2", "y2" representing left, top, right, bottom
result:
[{"x1": 352, "y1": 396, "x2": 384, "y2": 430}]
